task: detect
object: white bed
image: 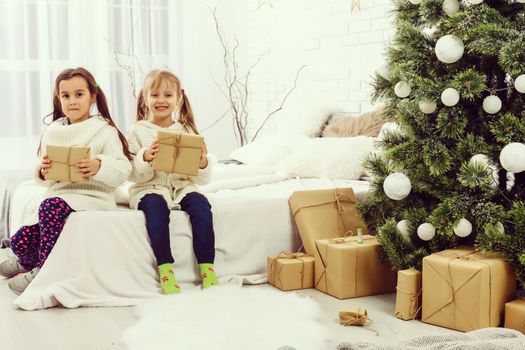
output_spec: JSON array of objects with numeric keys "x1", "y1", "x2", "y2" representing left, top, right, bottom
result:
[{"x1": 7, "y1": 162, "x2": 371, "y2": 310}]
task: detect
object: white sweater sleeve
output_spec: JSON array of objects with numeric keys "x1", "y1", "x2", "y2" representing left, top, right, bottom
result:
[
  {"x1": 91, "y1": 127, "x2": 132, "y2": 188},
  {"x1": 127, "y1": 128, "x2": 155, "y2": 183},
  {"x1": 192, "y1": 154, "x2": 213, "y2": 186},
  {"x1": 33, "y1": 162, "x2": 56, "y2": 187}
]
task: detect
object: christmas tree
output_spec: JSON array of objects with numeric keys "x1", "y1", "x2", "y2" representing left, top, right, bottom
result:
[{"x1": 357, "y1": 0, "x2": 525, "y2": 286}]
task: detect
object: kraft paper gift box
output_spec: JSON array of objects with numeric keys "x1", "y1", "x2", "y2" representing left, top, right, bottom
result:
[
  {"x1": 45, "y1": 145, "x2": 90, "y2": 182},
  {"x1": 314, "y1": 235, "x2": 397, "y2": 299},
  {"x1": 288, "y1": 187, "x2": 368, "y2": 257},
  {"x1": 267, "y1": 252, "x2": 315, "y2": 291},
  {"x1": 422, "y1": 247, "x2": 517, "y2": 332},
  {"x1": 152, "y1": 130, "x2": 204, "y2": 176},
  {"x1": 504, "y1": 298, "x2": 525, "y2": 333},
  {"x1": 395, "y1": 269, "x2": 422, "y2": 320}
]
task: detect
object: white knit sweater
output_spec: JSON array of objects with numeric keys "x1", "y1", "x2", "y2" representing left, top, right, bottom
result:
[
  {"x1": 23, "y1": 115, "x2": 132, "y2": 226},
  {"x1": 126, "y1": 120, "x2": 212, "y2": 209}
]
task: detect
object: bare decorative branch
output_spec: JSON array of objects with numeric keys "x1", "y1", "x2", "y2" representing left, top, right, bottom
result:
[
  {"x1": 211, "y1": 6, "x2": 304, "y2": 146},
  {"x1": 251, "y1": 64, "x2": 307, "y2": 142}
]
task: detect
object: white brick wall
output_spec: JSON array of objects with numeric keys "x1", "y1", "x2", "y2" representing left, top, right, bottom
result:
[{"x1": 243, "y1": 0, "x2": 395, "y2": 136}]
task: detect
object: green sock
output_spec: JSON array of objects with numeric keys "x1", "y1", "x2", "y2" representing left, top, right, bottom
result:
[
  {"x1": 199, "y1": 263, "x2": 219, "y2": 288},
  {"x1": 158, "y1": 263, "x2": 181, "y2": 294}
]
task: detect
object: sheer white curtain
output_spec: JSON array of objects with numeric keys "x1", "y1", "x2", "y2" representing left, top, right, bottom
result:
[{"x1": 0, "y1": 0, "x2": 182, "y2": 170}]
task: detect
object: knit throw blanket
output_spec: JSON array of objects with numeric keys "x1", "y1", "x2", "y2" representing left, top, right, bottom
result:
[{"x1": 337, "y1": 327, "x2": 525, "y2": 350}]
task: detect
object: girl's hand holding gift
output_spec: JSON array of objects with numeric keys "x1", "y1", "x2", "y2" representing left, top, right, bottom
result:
[
  {"x1": 199, "y1": 143, "x2": 208, "y2": 169},
  {"x1": 39, "y1": 155, "x2": 52, "y2": 179},
  {"x1": 143, "y1": 140, "x2": 159, "y2": 162},
  {"x1": 77, "y1": 158, "x2": 101, "y2": 178}
]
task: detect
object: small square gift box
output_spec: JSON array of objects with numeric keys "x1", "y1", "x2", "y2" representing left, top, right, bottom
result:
[
  {"x1": 314, "y1": 235, "x2": 397, "y2": 299},
  {"x1": 45, "y1": 145, "x2": 90, "y2": 182},
  {"x1": 152, "y1": 130, "x2": 204, "y2": 176},
  {"x1": 504, "y1": 298, "x2": 525, "y2": 333},
  {"x1": 267, "y1": 252, "x2": 315, "y2": 291}
]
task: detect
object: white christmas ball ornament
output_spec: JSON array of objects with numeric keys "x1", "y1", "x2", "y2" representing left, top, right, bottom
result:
[
  {"x1": 397, "y1": 220, "x2": 410, "y2": 240},
  {"x1": 500, "y1": 143, "x2": 525, "y2": 173},
  {"x1": 441, "y1": 88, "x2": 460, "y2": 106},
  {"x1": 453, "y1": 218, "x2": 473, "y2": 238},
  {"x1": 417, "y1": 223, "x2": 436, "y2": 241},
  {"x1": 408, "y1": 0, "x2": 422, "y2": 4},
  {"x1": 383, "y1": 172, "x2": 412, "y2": 200},
  {"x1": 419, "y1": 101, "x2": 437, "y2": 114},
  {"x1": 517, "y1": 0, "x2": 525, "y2": 3},
  {"x1": 442, "y1": 0, "x2": 460, "y2": 16},
  {"x1": 395, "y1": 81, "x2": 411, "y2": 98},
  {"x1": 496, "y1": 222, "x2": 505, "y2": 234},
  {"x1": 482, "y1": 95, "x2": 502, "y2": 114},
  {"x1": 515, "y1": 75, "x2": 525, "y2": 93},
  {"x1": 435, "y1": 35, "x2": 464, "y2": 64},
  {"x1": 466, "y1": 0, "x2": 483, "y2": 4},
  {"x1": 469, "y1": 154, "x2": 490, "y2": 168}
]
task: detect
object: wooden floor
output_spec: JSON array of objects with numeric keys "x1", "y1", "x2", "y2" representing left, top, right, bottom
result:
[{"x1": 0, "y1": 249, "x2": 458, "y2": 350}]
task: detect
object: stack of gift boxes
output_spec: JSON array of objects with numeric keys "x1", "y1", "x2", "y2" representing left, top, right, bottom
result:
[
  {"x1": 267, "y1": 187, "x2": 397, "y2": 298},
  {"x1": 267, "y1": 187, "x2": 525, "y2": 334}
]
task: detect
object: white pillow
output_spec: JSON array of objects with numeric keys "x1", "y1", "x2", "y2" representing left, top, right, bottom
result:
[
  {"x1": 230, "y1": 132, "x2": 308, "y2": 168},
  {"x1": 276, "y1": 136, "x2": 376, "y2": 180}
]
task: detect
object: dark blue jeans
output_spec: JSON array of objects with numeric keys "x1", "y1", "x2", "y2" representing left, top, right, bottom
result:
[{"x1": 138, "y1": 192, "x2": 215, "y2": 265}]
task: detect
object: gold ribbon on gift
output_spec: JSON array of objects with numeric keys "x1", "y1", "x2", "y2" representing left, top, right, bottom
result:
[
  {"x1": 268, "y1": 250, "x2": 308, "y2": 289},
  {"x1": 424, "y1": 249, "x2": 492, "y2": 330}
]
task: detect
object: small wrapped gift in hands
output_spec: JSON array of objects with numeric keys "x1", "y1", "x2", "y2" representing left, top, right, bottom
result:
[
  {"x1": 152, "y1": 130, "x2": 204, "y2": 176},
  {"x1": 45, "y1": 145, "x2": 90, "y2": 182}
]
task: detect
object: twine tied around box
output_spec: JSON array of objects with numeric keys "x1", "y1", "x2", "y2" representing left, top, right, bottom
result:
[
  {"x1": 157, "y1": 134, "x2": 202, "y2": 173},
  {"x1": 50, "y1": 145, "x2": 84, "y2": 181},
  {"x1": 339, "y1": 308, "x2": 379, "y2": 335},
  {"x1": 395, "y1": 285, "x2": 422, "y2": 320},
  {"x1": 424, "y1": 250, "x2": 493, "y2": 329},
  {"x1": 334, "y1": 191, "x2": 356, "y2": 236},
  {"x1": 339, "y1": 307, "x2": 369, "y2": 326},
  {"x1": 268, "y1": 248, "x2": 308, "y2": 289}
]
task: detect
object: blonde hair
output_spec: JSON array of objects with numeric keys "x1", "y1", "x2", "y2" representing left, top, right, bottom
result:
[{"x1": 136, "y1": 70, "x2": 198, "y2": 134}]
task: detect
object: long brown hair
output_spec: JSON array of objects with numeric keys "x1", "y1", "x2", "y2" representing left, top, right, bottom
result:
[
  {"x1": 136, "y1": 70, "x2": 199, "y2": 134},
  {"x1": 44, "y1": 67, "x2": 132, "y2": 159}
]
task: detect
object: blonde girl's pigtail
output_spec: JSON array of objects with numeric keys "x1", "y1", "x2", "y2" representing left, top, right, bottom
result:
[
  {"x1": 136, "y1": 89, "x2": 148, "y2": 122},
  {"x1": 179, "y1": 91, "x2": 199, "y2": 134}
]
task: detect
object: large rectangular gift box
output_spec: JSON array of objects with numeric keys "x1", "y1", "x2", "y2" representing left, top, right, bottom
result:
[
  {"x1": 395, "y1": 269, "x2": 422, "y2": 320},
  {"x1": 504, "y1": 298, "x2": 525, "y2": 333},
  {"x1": 422, "y1": 247, "x2": 516, "y2": 332},
  {"x1": 45, "y1": 145, "x2": 90, "y2": 182},
  {"x1": 267, "y1": 252, "x2": 315, "y2": 291},
  {"x1": 152, "y1": 130, "x2": 204, "y2": 176},
  {"x1": 314, "y1": 235, "x2": 397, "y2": 299},
  {"x1": 288, "y1": 187, "x2": 368, "y2": 257}
]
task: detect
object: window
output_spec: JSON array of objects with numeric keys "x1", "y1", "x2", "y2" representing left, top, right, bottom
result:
[{"x1": 0, "y1": 0, "x2": 178, "y2": 137}]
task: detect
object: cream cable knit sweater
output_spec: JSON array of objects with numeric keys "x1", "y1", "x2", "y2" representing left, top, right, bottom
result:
[
  {"x1": 126, "y1": 120, "x2": 212, "y2": 210},
  {"x1": 23, "y1": 115, "x2": 132, "y2": 226}
]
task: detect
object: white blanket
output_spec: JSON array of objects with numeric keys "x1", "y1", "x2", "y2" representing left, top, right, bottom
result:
[{"x1": 9, "y1": 172, "x2": 370, "y2": 310}]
